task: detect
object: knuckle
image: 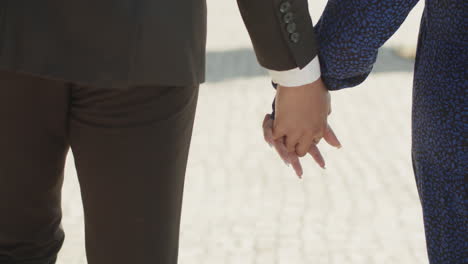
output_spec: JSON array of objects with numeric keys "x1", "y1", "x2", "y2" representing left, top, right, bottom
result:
[
  {"x1": 316, "y1": 127, "x2": 325, "y2": 137},
  {"x1": 296, "y1": 149, "x2": 307, "y2": 157},
  {"x1": 303, "y1": 130, "x2": 315, "y2": 138},
  {"x1": 286, "y1": 144, "x2": 296, "y2": 153},
  {"x1": 273, "y1": 124, "x2": 286, "y2": 134},
  {"x1": 272, "y1": 130, "x2": 284, "y2": 139},
  {"x1": 309, "y1": 128, "x2": 322, "y2": 138}
]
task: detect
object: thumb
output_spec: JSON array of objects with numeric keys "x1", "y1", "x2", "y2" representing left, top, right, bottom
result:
[{"x1": 323, "y1": 124, "x2": 342, "y2": 148}]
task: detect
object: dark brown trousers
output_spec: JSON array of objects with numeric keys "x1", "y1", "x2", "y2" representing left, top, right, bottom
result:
[{"x1": 0, "y1": 71, "x2": 199, "y2": 264}]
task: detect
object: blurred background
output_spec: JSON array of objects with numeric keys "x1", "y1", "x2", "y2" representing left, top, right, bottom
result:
[{"x1": 58, "y1": 1, "x2": 428, "y2": 263}]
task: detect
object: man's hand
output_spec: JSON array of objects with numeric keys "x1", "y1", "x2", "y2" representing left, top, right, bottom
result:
[
  {"x1": 263, "y1": 77, "x2": 342, "y2": 178},
  {"x1": 273, "y1": 78, "x2": 340, "y2": 156}
]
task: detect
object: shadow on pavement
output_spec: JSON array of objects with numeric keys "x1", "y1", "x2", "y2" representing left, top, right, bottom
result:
[{"x1": 206, "y1": 47, "x2": 415, "y2": 83}]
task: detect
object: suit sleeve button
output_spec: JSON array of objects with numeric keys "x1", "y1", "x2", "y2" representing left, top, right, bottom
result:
[
  {"x1": 286, "y1": 22, "x2": 297, "y2": 33},
  {"x1": 279, "y1": 2, "x2": 291, "y2": 13},
  {"x1": 290, "y1": 32, "x2": 300, "y2": 43},
  {"x1": 283, "y1": 12, "x2": 294, "y2": 23}
]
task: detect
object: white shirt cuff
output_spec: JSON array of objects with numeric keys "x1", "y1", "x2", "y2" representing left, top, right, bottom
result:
[{"x1": 267, "y1": 56, "x2": 321, "y2": 87}]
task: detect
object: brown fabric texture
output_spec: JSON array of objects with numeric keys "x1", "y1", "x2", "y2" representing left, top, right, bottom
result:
[
  {"x1": 0, "y1": 1, "x2": 207, "y2": 88},
  {"x1": 0, "y1": 70, "x2": 199, "y2": 264},
  {"x1": 0, "y1": 0, "x2": 318, "y2": 88}
]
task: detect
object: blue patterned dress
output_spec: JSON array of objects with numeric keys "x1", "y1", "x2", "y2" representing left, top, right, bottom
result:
[{"x1": 313, "y1": 0, "x2": 467, "y2": 263}]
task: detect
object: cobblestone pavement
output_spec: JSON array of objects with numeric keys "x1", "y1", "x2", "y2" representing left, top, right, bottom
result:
[{"x1": 57, "y1": 1, "x2": 428, "y2": 264}]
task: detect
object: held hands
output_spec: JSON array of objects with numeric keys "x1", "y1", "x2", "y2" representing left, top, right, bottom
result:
[{"x1": 263, "y1": 78, "x2": 341, "y2": 178}]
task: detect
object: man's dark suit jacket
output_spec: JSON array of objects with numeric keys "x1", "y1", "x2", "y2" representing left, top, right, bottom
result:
[{"x1": 0, "y1": 0, "x2": 318, "y2": 88}]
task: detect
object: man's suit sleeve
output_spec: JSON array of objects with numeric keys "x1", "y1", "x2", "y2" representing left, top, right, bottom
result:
[{"x1": 237, "y1": 0, "x2": 319, "y2": 71}]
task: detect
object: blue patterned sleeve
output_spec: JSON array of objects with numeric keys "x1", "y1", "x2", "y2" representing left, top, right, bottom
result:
[{"x1": 315, "y1": 0, "x2": 420, "y2": 90}]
